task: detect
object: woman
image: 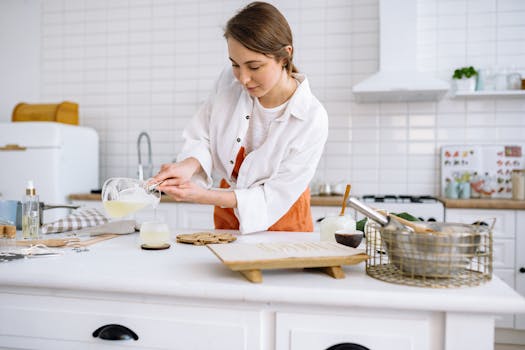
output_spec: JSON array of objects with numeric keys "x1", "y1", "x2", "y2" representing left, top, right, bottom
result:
[{"x1": 150, "y1": 2, "x2": 328, "y2": 234}]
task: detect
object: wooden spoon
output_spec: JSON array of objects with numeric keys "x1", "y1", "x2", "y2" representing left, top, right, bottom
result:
[
  {"x1": 339, "y1": 184, "x2": 352, "y2": 216},
  {"x1": 376, "y1": 209, "x2": 436, "y2": 234}
]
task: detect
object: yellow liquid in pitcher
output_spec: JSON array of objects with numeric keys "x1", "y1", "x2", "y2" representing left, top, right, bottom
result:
[{"x1": 103, "y1": 200, "x2": 149, "y2": 218}]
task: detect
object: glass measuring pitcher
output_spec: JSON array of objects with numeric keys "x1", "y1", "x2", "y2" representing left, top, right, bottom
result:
[{"x1": 101, "y1": 178, "x2": 161, "y2": 219}]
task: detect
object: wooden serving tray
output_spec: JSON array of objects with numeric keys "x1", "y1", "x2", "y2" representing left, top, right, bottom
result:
[{"x1": 207, "y1": 241, "x2": 369, "y2": 283}]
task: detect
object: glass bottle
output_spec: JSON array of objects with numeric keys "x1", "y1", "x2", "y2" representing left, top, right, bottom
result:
[
  {"x1": 22, "y1": 180, "x2": 40, "y2": 240},
  {"x1": 511, "y1": 170, "x2": 525, "y2": 200}
]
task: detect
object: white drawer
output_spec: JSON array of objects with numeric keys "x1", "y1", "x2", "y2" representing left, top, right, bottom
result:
[
  {"x1": 276, "y1": 311, "x2": 441, "y2": 350},
  {"x1": 0, "y1": 293, "x2": 260, "y2": 350},
  {"x1": 445, "y1": 209, "x2": 515, "y2": 239}
]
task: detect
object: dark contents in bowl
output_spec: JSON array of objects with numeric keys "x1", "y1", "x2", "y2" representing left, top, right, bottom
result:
[{"x1": 335, "y1": 231, "x2": 363, "y2": 248}]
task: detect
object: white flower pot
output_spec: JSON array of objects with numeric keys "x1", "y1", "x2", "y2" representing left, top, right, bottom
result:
[{"x1": 454, "y1": 77, "x2": 477, "y2": 92}]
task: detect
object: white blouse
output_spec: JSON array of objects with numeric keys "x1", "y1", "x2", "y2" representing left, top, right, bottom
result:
[
  {"x1": 244, "y1": 96, "x2": 288, "y2": 154},
  {"x1": 177, "y1": 67, "x2": 328, "y2": 234}
]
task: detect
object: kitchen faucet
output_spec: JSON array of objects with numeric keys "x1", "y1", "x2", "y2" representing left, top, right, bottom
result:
[{"x1": 137, "y1": 131, "x2": 153, "y2": 181}]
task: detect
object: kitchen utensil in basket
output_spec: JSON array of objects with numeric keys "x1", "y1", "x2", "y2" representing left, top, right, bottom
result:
[
  {"x1": 339, "y1": 184, "x2": 352, "y2": 216},
  {"x1": 376, "y1": 209, "x2": 435, "y2": 234},
  {"x1": 347, "y1": 197, "x2": 493, "y2": 288}
]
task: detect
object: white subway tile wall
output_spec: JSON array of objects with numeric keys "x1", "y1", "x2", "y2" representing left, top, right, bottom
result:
[{"x1": 39, "y1": 0, "x2": 525, "y2": 194}]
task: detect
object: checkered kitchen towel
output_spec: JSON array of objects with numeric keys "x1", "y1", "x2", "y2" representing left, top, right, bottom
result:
[{"x1": 41, "y1": 207, "x2": 109, "y2": 234}]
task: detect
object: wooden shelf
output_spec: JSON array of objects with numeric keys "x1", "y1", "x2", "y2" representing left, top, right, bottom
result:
[
  {"x1": 452, "y1": 90, "x2": 525, "y2": 98},
  {"x1": 438, "y1": 197, "x2": 525, "y2": 210}
]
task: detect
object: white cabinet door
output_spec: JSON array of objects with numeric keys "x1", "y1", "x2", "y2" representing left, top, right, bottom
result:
[
  {"x1": 276, "y1": 311, "x2": 440, "y2": 350},
  {"x1": 516, "y1": 211, "x2": 525, "y2": 330},
  {"x1": 446, "y1": 208, "x2": 520, "y2": 331},
  {"x1": 492, "y1": 238, "x2": 515, "y2": 270},
  {"x1": 0, "y1": 293, "x2": 261, "y2": 350},
  {"x1": 494, "y1": 269, "x2": 516, "y2": 329},
  {"x1": 177, "y1": 203, "x2": 215, "y2": 230},
  {"x1": 154, "y1": 202, "x2": 178, "y2": 229}
]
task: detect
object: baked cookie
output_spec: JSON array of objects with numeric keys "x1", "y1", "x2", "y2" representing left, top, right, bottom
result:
[{"x1": 176, "y1": 232, "x2": 236, "y2": 245}]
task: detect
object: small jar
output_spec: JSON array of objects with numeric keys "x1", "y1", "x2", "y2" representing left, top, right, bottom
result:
[
  {"x1": 511, "y1": 170, "x2": 525, "y2": 201},
  {"x1": 458, "y1": 182, "x2": 471, "y2": 199},
  {"x1": 445, "y1": 181, "x2": 459, "y2": 199},
  {"x1": 320, "y1": 214, "x2": 356, "y2": 242},
  {"x1": 507, "y1": 72, "x2": 522, "y2": 90},
  {"x1": 477, "y1": 68, "x2": 495, "y2": 91},
  {"x1": 495, "y1": 67, "x2": 509, "y2": 91}
]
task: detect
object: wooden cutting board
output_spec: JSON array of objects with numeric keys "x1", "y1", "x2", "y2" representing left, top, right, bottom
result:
[
  {"x1": 16, "y1": 234, "x2": 120, "y2": 248},
  {"x1": 207, "y1": 241, "x2": 369, "y2": 283},
  {"x1": 16, "y1": 238, "x2": 79, "y2": 247}
]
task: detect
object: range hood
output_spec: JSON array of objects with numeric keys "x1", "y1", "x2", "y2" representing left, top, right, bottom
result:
[{"x1": 352, "y1": 0, "x2": 449, "y2": 103}]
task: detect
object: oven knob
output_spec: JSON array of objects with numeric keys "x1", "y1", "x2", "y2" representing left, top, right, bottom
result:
[
  {"x1": 428, "y1": 217, "x2": 436, "y2": 222},
  {"x1": 520, "y1": 267, "x2": 525, "y2": 274}
]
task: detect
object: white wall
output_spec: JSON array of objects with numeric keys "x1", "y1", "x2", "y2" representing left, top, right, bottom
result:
[
  {"x1": 32, "y1": 0, "x2": 525, "y2": 194},
  {"x1": 0, "y1": 0, "x2": 41, "y2": 120}
]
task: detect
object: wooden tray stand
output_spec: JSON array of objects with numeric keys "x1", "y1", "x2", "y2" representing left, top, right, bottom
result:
[{"x1": 222, "y1": 254, "x2": 369, "y2": 283}]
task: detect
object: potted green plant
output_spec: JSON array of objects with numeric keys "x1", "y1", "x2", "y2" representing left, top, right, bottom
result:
[{"x1": 452, "y1": 66, "x2": 478, "y2": 91}]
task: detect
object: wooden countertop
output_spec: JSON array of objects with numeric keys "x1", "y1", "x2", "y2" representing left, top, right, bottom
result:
[
  {"x1": 310, "y1": 195, "x2": 344, "y2": 206},
  {"x1": 69, "y1": 194, "x2": 349, "y2": 206},
  {"x1": 68, "y1": 193, "x2": 180, "y2": 203},
  {"x1": 311, "y1": 196, "x2": 525, "y2": 210},
  {"x1": 68, "y1": 193, "x2": 101, "y2": 201},
  {"x1": 437, "y1": 197, "x2": 525, "y2": 210},
  {"x1": 69, "y1": 193, "x2": 525, "y2": 210}
]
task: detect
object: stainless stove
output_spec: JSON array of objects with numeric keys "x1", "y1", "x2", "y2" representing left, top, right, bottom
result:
[{"x1": 358, "y1": 195, "x2": 445, "y2": 222}]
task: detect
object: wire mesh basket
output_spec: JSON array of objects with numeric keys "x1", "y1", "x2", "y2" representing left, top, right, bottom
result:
[{"x1": 365, "y1": 219, "x2": 493, "y2": 288}]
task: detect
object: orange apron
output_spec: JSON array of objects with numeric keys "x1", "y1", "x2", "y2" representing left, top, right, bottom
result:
[{"x1": 214, "y1": 146, "x2": 313, "y2": 232}]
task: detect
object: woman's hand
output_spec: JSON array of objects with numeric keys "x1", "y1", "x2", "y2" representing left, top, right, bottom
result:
[
  {"x1": 151, "y1": 157, "x2": 237, "y2": 207},
  {"x1": 149, "y1": 157, "x2": 202, "y2": 187},
  {"x1": 159, "y1": 180, "x2": 238, "y2": 208},
  {"x1": 158, "y1": 180, "x2": 208, "y2": 203}
]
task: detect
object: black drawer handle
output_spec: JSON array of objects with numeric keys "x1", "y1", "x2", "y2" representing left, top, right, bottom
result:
[
  {"x1": 326, "y1": 343, "x2": 370, "y2": 350},
  {"x1": 472, "y1": 221, "x2": 489, "y2": 226},
  {"x1": 93, "y1": 324, "x2": 139, "y2": 341},
  {"x1": 520, "y1": 267, "x2": 525, "y2": 274}
]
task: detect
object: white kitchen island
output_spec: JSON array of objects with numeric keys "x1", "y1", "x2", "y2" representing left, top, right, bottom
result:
[{"x1": 0, "y1": 230, "x2": 524, "y2": 350}]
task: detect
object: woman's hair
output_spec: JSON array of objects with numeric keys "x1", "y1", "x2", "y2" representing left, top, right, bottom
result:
[{"x1": 224, "y1": 1, "x2": 298, "y2": 75}]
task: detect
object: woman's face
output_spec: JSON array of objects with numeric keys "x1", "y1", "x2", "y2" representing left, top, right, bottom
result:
[{"x1": 227, "y1": 38, "x2": 285, "y2": 98}]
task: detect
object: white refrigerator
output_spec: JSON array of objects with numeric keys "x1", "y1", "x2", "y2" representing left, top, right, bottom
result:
[{"x1": 0, "y1": 122, "x2": 99, "y2": 223}]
